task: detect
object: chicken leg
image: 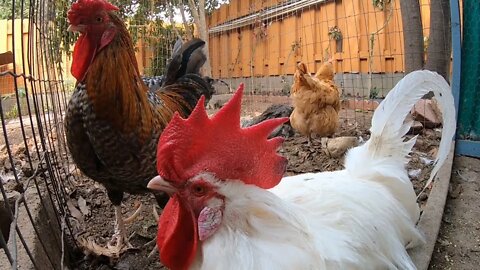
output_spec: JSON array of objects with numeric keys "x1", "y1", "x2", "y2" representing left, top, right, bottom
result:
[
  {"x1": 78, "y1": 202, "x2": 142, "y2": 258},
  {"x1": 79, "y1": 190, "x2": 143, "y2": 258},
  {"x1": 107, "y1": 204, "x2": 143, "y2": 252},
  {"x1": 105, "y1": 189, "x2": 143, "y2": 254}
]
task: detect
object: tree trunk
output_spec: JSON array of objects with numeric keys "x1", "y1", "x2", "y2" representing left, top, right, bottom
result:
[
  {"x1": 425, "y1": 0, "x2": 451, "y2": 81},
  {"x1": 167, "y1": 3, "x2": 181, "y2": 39},
  {"x1": 178, "y1": 1, "x2": 192, "y2": 39},
  {"x1": 187, "y1": 0, "x2": 212, "y2": 77},
  {"x1": 400, "y1": 0, "x2": 424, "y2": 73}
]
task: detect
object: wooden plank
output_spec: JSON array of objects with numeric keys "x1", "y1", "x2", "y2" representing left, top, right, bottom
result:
[
  {"x1": 301, "y1": 9, "x2": 316, "y2": 71},
  {"x1": 219, "y1": 33, "x2": 230, "y2": 78},
  {"x1": 280, "y1": 16, "x2": 298, "y2": 75},
  {"x1": 209, "y1": 35, "x2": 220, "y2": 78},
  {"x1": 341, "y1": 0, "x2": 359, "y2": 72},
  {"x1": 0, "y1": 51, "x2": 13, "y2": 66},
  {"x1": 267, "y1": 22, "x2": 281, "y2": 76},
  {"x1": 238, "y1": 0, "x2": 250, "y2": 18},
  {"x1": 228, "y1": 0, "x2": 238, "y2": 22},
  {"x1": 241, "y1": 28, "x2": 253, "y2": 78}
]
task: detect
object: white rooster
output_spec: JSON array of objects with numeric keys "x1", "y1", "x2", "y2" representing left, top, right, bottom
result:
[{"x1": 147, "y1": 70, "x2": 456, "y2": 270}]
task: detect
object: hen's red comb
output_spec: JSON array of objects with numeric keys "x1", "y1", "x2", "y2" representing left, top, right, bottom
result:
[
  {"x1": 68, "y1": 0, "x2": 119, "y2": 24},
  {"x1": 156, "y1": 83, "x2": 288, "y2": 189}
]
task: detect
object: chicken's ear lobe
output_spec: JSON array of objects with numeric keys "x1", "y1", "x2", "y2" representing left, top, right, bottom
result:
[
  {"x1": 99, "y1": 26, "x2": 117, "y2": 51},
  {"x1": 198, "y1": 205, "x2": 223, "y2": 241}
]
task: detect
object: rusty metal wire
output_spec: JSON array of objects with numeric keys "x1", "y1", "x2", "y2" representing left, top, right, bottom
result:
[{"x1": 0, "y1": 0, "x2": 78, "y2": 268}]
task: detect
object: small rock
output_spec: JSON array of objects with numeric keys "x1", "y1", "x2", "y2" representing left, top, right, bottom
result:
[
  {"x1": 411, "y1": 99, "x2": 442, "y2": 128},
  {"x1": 420, "y1": 157, "x2": 434, "y2": 166},
  {"x1": 408, "y1": 121, "x2": 424, "y2": 135},
  {"x1": 325, "y1": 136, "x2": 358, "y2": 158},
  {"x1": 4, "y1": 159, "x2": 12, "y2": 171},
  {"x1": 408, "y1": 169, "x2": 422, "y2": 179},
  {"x1": 343, "y1": 99, "x2": 380, "y2": 111}
]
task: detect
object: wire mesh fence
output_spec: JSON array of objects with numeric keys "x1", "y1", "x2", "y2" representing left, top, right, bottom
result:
[
  {"x1": 0, "y1": 0, "x2": 85, "y2": 267},
  {"x1": 207, "y1": 0, "x2": 451, "y2": 120},
  {"x1": 0, "y1": 0, "x2": 464, "y2": 269}
]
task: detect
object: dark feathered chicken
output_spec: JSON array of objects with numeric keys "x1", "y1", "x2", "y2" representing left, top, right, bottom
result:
[
  {"x1": 65, "y1": 0, "x2": 214, "y2": 256},
  {"x1": 0, "y1": 197, "x2": 15, "y2": 249}
]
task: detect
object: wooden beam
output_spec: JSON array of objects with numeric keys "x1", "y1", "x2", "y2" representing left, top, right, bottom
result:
[{"x1": 0, "y1": 51, "x2": 13, "y2": 66}]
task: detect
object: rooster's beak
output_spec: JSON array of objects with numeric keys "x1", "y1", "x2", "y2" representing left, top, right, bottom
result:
[
  {"x1": 147, "y1": 175, "x2": 177, "y2": 195},
  {"x1": 67, "y1": 24, "x2": 86, "y2": 33}
]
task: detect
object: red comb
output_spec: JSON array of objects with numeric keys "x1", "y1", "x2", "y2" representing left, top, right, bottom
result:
[
  {"x1": 156, "y1": 83, "x2": 288, "y2": 189},
  {"x1": 68, "y1": 0, "x2": 119, "y2": 24}
]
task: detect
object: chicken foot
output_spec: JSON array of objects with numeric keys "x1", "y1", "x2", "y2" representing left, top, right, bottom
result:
[
  {"x1": 107, "y1": 205, "x2": 139, "y2": 251},
  {"x1": 79, "y1": 203, "x2": 143, "y2": 258}
]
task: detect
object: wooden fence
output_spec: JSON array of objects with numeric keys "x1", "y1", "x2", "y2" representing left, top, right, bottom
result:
[{"x1": 207, "y1": 0, "x2": 433, "y2": 79}]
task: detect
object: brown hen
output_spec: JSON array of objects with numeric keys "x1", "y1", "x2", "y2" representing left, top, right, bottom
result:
[{"x1": 290, "y1": 62, "x2": 341, "y2": 145}]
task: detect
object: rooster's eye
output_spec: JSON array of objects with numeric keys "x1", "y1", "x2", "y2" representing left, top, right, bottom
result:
[
  {"x1": 96, "y1": 17, "x2": 103, "y2": 23},
  {"x1": 192, "y1": 185, "x2": 206, "y2": 196}
]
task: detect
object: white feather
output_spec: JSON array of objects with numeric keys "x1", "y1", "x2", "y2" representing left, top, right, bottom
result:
[
  {"x1": 189, "y1": 70, "x2": 456, "y2": 269},
  {"x1": 367, "y1": 70, "x2": 455, "y2": 189}
]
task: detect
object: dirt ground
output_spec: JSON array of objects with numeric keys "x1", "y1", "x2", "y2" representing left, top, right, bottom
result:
[
  {"x1": 429, "y1": 156, "x2": 480, "y2": 270},
  {"x1": 1, "y1": 97, "x2": 478, "y2": 269}
]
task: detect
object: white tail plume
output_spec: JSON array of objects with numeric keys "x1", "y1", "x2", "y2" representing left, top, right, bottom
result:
[{"x1": 368, "y1": 70, "x2": 456, "y2": 191}]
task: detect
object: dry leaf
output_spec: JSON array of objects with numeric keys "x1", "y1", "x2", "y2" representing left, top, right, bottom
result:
[
  {"x1": 67, "y1": 199, "x2": 84, "y2": 223},
  {"x1": 78, "y1": 196, "x2": 90, "y2": 216}
]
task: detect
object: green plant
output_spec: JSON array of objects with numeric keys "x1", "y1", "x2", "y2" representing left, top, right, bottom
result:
[
  {"x1": 17, "y1": 87, "x2": 26, "y2": 98},
  {"x1": 372, "y1": 0, "x2": 391, "y2": 10},
  {"x1": 328, "y1": 26, "x2": 342, "y2": 41},
  {"x1": 5, "y1": 104, "x2": 19, "y2": 119},
  {"x1": 369, "y1": 87, "x2": 379, "y2": 99}
]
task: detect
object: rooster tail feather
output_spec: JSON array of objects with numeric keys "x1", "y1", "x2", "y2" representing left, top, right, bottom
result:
[
  {"x1": 344, "y1": 70, "x2": 456, "y2": 220},
  {"x1": 163, "y1": 38, "x2": 206, "y2": 86}
]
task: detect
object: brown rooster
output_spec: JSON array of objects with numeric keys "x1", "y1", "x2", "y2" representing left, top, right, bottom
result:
[
  {"x1": 290, "y1": 61, "x2": 341, "y2": 145},
  {"x1": 65, "y1": 0, "x2": 214, "y2": 256}
]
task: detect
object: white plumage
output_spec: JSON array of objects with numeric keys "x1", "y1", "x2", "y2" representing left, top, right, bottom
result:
[{"x1": 192, "y1": 71, "x2": 455, "y2": 270}]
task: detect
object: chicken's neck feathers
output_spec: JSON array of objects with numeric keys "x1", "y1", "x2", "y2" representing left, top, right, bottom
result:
[{"x1": 83, "y1": 16, "x2": 155, "y2": 140}]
